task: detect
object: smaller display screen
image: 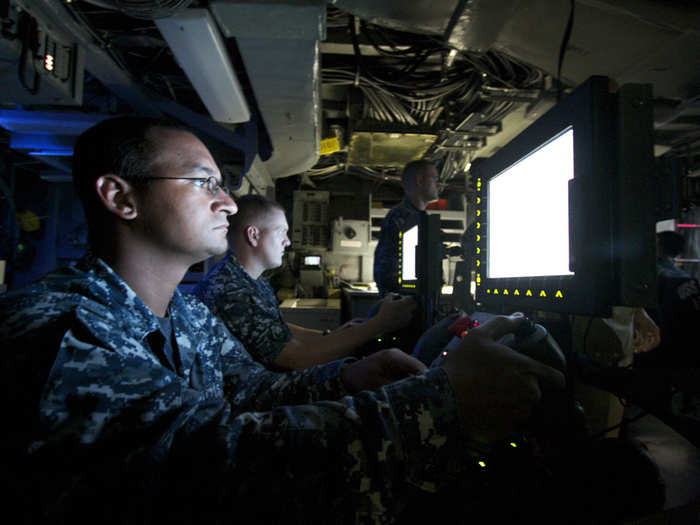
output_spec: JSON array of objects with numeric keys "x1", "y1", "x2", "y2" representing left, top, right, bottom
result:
[
  {"x1": 303, "y1": 255, "x2": 321, "y2": 266},
  {"x1": 487, "y1": 127, "x2": 575, "y2": 278},
  {"x1": 401, "y1": 225, "x2": 418, "y2": 282}
]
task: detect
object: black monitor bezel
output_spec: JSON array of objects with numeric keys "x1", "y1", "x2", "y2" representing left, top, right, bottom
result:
[{"x1": 474, "y1": 76, "x2": 619, "y2": 316}]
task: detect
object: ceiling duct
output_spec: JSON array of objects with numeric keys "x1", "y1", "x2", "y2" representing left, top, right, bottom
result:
[
  {"x1": 211, "y1": 0, "x2": 325, "y2": 179},
  {"x1": 155, "y1": 9, "x2": 251, "y2": 123}
]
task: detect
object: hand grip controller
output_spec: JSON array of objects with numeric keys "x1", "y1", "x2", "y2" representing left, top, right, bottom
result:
[
  {"x1": 498, "y1": 319, "x2": 567, "y2": 373},
  {"x1": 500, "y1": 320, "x2": 582, "y2": 446}
]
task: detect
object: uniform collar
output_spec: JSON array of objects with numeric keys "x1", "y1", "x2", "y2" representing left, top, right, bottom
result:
[
  {"x1": 226, "y1": 251, "x2": 258, "y2": 281},
  {"x1": 75, "y1": 252, "x2": 185, "y2": 340}
]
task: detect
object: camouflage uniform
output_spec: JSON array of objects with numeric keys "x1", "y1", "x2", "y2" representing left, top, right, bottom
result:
[
  {"x1": 194, "y1": 252, "x2": 291, "y2": 366},
  {"x1": 1, "y1": 253, "x2": 479, "y2": 524},
  {"x1": 373, "y1": 197, "x2": 425, "y2": 297},
  {"x1": 637, "y1": 257, "x2": 700, "y2": 368}
]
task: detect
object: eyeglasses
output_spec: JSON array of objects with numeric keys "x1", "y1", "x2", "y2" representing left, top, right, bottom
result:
[{"x1": 139, "y1": 176, "x2": 233, "y2": 198}]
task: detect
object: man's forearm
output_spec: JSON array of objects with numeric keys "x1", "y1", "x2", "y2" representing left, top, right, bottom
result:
[
  {"x1": 276, "y1": 317, "x2": 383, "y2": 369},
  {"x1": 288, "y1": 322, "x2": 323, "y2": 342}
]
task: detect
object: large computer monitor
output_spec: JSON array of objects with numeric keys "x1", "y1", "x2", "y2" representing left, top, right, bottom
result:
[{"x1": 473, "y1": 76, "x2": 656, "y2": 316}]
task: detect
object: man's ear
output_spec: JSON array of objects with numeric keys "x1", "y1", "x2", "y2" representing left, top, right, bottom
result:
[
  {"x1": 95, "y1": 174, "x2": 138, "y2": 220},
  {"x1": 245, "y1": 225, "x2": 260, "y2": 247}
]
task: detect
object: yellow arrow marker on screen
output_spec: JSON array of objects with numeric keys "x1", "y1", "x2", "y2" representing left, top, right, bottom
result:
[
  {"x1": 503, "y1": 289, "x2": 509, "y2": 295},
  {"x1": 526, "y1": 290, "x2": 533, "y2": 296},
  {"x1": 493, "y1": 289, "x2": 499, "y2": 295},
  {"x1": 540, "y1": 290, "x2": 547, "y2": 297},
  {"x1": 555, "y1": 290, "x2": 563, "y2": 298},
  {"x1": 514, "y1": 290, "x2": 520, "y2": 296}
]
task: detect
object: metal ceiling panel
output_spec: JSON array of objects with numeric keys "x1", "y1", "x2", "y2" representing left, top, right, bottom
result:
[
  {"x1": 212, "y1": 1, "x2": 326, "y2": 179},
  {"x1": 330, "y1": 0, "x2": 518, "y2": 52},
  {"x1": 494, "y1": 0, "x2": 700, "y2": 100}
]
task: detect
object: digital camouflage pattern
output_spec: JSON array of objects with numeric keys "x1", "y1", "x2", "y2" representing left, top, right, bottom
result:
[
  {"x1": 373, "y1": 197, "x2": 425, "y2": 297},
  {"x1": 194, "y1": 252, "x2": 292, "y2": 366},
  {"x1": 643, "y1": 257, "x2": 700, "y2": 368},
  {"x1": 0, "y1": 253, "x2": 474, "y2": 524}
]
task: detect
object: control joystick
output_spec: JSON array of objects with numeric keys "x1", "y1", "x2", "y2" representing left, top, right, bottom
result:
[{"x1": 498, "y1": 319, "x2": 567, "y2": 373}]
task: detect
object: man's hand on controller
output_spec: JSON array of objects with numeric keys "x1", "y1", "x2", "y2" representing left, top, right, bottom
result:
[
  {"x1": 374, "y1": 293, "x2": 417, "y2": 333},
  {"x1": 442, "y1": 313, "x2": 566, "y2": 444},
  {"x1": 341, "y1": 348, "x2": 427, "y2": 393}
]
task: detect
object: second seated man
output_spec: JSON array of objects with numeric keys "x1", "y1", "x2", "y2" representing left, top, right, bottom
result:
[{"x1": 194, "y1": 194, "x2": 417, "y2": 370}]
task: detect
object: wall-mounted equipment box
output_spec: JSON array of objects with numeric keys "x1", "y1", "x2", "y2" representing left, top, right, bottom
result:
[
  {"x1": 292, "y1": 190, "x2": 329, "y2": 251},
  {"x1": 331, "y1": 218, "x2": 370, "y2": 255}
]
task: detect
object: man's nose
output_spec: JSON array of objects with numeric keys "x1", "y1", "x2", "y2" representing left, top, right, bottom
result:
[{"x1": 215, "y1": 190, "x2": 238, "y2": 215}]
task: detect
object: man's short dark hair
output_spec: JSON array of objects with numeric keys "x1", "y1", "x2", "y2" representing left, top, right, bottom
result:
[
  {"x1": 657, "y1": 230, "x2": 684, "y2": 258},
  {"x1": 228, "y1": 194, "x2": 285, "y2": 239},
  {"x1": 72, "y1": 116, "x2": 189, "y2": 232},
  {"x1": 402, "y1": 159, "x2": 435, "y2": 186}
]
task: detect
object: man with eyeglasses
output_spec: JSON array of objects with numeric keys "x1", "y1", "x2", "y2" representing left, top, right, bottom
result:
[{"x1": 0, "y1": 116, "x2": 564, "y2": 524}]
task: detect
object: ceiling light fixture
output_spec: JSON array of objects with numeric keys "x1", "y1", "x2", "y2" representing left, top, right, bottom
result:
[{"x1": 155, "y1": 9, "x2": 250, "y2": 124}]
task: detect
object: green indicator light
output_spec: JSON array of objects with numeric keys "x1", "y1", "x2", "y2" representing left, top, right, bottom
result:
[
  {"x1": 377, "y1": 338, "x2": 382, "y2": 342},
  {"x1": 510, "y1": 442, "x2": 517, "y2": 448},
  {"x1": 478, "y1": 460, "x2": 486, "y2": 468}
]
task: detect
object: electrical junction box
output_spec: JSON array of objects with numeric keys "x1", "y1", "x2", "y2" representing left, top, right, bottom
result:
[
  {"x1": 331, "y1": 218, "x2": 370, "y2": 255},
  {"x1": 0, "y1": 2, "x2": 84, "y2": 105}
]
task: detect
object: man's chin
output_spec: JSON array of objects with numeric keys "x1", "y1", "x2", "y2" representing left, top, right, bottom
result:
[{"x1": 198, "y1": 243, "x2": 230, "y2": 262}]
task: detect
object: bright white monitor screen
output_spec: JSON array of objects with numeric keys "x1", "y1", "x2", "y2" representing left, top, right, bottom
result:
[
  {"x1": 401, "y1": 225, "x2": 418, "y2": 281},
  {"x1": 487, "y1": 128, "x2": 574, "y2": 278},
  {"x1": 303, "y1": 255, "x2": 321, "y2": 266}
]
